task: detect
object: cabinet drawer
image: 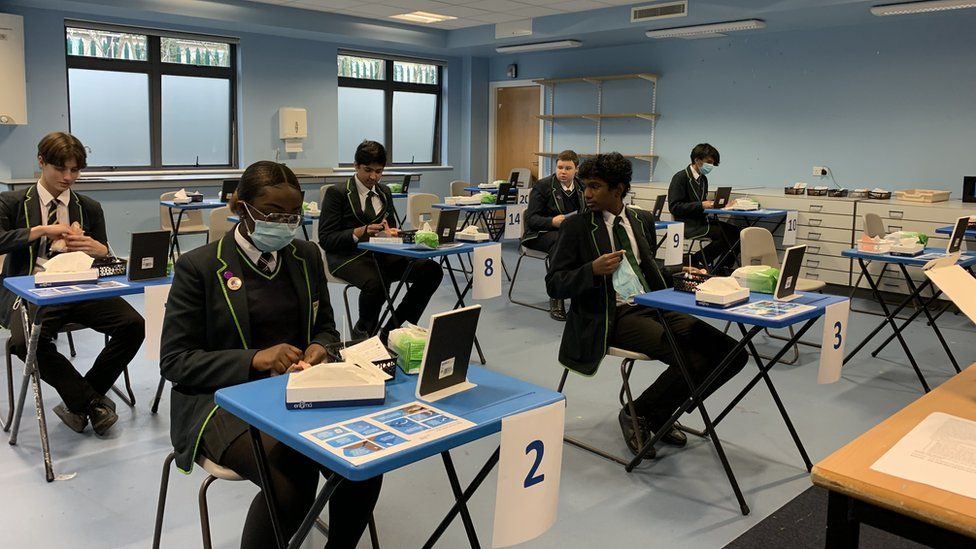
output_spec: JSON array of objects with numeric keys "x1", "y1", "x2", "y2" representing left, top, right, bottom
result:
[
  {"x1": 801, "y1": 254, "x2": 851, "y2": 272},
  {"x1": 800, "y1": 267, "x2": 850, "y2": 286},
  {"x1": 799, "y1": 212, "x2": 853, "y2": 230},
  {"x1": 855, "y1": 218, "x2": 961, "y2": 237},
  {"x1": 798, "y1": 227, "x2": 853, "y2": 244},
  {"x1": 755, "y1": 195, "x2": 856, "y2": 215},
  {"x1": 857, "y1": 202, "x2": 973, "y2": 225},
  {"x1": 782, "y1": 240, "x2": 851, "y2": 258}
]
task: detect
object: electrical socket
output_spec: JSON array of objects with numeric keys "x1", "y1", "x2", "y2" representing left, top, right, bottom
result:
[{"x1": 812, "y1": 166, "x2": 829, "y2": 177}]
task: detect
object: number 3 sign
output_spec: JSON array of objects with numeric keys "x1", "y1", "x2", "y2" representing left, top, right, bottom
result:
[
  {"x1": 818, "y1": 300, "x2": 850, "y2": 384},
  {"x1": 493, "y1": 402, "x2": 564, "y2": 548}
]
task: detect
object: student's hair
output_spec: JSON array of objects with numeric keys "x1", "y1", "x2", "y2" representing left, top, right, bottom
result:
[
  {"x1": 354, "y1": 140, "x2": 387, "y2": 167},
  {"x1": 690, "y1": 143, "x2": 720, "y2": 165},
  {"x1": 37, "y1": 132, "x2": 87, "y2": 170},
  {"x1": 578, "y1": 152, "x2": 633, "y2": 195},
  {"x1": 556, "y1": 150, "x2": 579, "y2": 167},
  {"x1": 237, "y1": 161, "x2": 301, "y2": 203}
]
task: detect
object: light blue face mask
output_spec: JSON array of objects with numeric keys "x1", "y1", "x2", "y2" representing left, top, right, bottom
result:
[
  {"x1": 243, "y1": 203, "x2": 300, "y2": 252},
  {"x1": 612, "y1": 252, "x2": 644, "y2": 302},
  {"x1": 699, "y1": 162, "x2": 715, "y2": 176}
]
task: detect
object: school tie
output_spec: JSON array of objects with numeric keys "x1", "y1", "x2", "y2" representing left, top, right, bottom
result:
[
  {"x1": 257, "y1": 252, "x2": 275, "y2": 275},
  {"x1": 612, "y1": 216, "x2": 649, "y2": 293},
  {"x1": 364, "y1": 190, "x2": 377, "y2": 221},
  {"x1": 44, "y1": 201, "x2": 59, "y2": 257}
]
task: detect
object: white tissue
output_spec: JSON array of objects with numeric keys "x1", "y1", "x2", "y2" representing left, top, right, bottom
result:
[
  {"x1": 42, "y1": 251, "x2": 94, "y2": 273},
  {"x1": 174, "y1": 188, "x2": 188, "y2": 199},
  {"x1": 458, "y1": 226, "x2": 481, "y2": 236},
  {"x1": 696, "y1": 276, "x2": 744, "y2": 294},
  {"x1": 421, "y1": 221, "x2": 433, "y2": 232}
]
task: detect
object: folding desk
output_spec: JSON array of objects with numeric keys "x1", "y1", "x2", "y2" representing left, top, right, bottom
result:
[
  {"x1": 634, "y1": 289, "x2": 848, "y2": 515},
  {"x1": 226, "y1": 214, "x2": 314, "y2": 240},
  {"x1": 3, "y1": 274, "x2": 173, "y2": 481},
  {"x1": 463, "y1": 186, "x2": 518, "y2": 195},
  {"x1": 160, "y1": 199, "x2": 224, "y2": 260},
  {"x1": 701, "y1": 208, "x2": 790, "y2": 271},
  {"x1": 841, "y1": 248, "x2": 976, "y2": 392},
  {"x1": 935, "y1": 225, "x2": 976, "y2": 238},
  {"x1": 357, "y1": 241, "x2": 498, "y2": 364},
  {"x1": 215, "y1": 365, "x2": 564, "y2": 549}
]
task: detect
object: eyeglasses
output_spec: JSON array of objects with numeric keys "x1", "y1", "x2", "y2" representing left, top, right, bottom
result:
[{"x1": 242, "y1": 202, "x2": 301, "y2": 225}]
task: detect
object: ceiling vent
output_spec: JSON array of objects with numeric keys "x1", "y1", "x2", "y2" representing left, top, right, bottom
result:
[{"x1": 631, "y1": 1, "x2": 688, "y2": 23}]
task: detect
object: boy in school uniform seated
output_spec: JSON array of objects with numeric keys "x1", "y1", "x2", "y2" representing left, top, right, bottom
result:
[
  {"x1": 668, "y1": 143, "x2": 741, "y2": 274},
  {"x1": 0, "y1": 132, "x2": 145, "y2": 435},
  {"x1": 546, "y1": 152, "x2": 747, "y2": 458},
  {"x1": 522, "y1": 150, "x2": 586, "y2": 321},
  {"x1": 319, "y1": 140, "x2": 443, "y2": 339}
]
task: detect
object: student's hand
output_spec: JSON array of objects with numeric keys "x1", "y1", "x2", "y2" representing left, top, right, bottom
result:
[
  {"x1": 552, "y1": 215, "x2": 566, "y2": 228},
  {"x1": 702, "y1": 200, "x2": 714, "y2": 209},
  {"x1": 354, "y1": 224, "x2": 386, "y2": 239},
  {"x1": 252, "y1": 343, "x2": 303, "y2": 375},
  {"x1": 592, "y1": 250, "x2": 625, "y2": 276},
  {"x1": 29, "y1": 223, "x2": 72, "y2": 242},
  {"x1": 64, "y1": 234, "x2": 108, "y2": 257},
  {"x1": 302, "y1": 343, "x2": 327, "y2": 366},
  {"x1": 285, "y1": 361, "x2": 311, "y2": 374}
]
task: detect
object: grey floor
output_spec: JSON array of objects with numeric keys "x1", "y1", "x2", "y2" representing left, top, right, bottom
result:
[{"x1": 2, "y1": 242, "x2": 970, "y2": 548}]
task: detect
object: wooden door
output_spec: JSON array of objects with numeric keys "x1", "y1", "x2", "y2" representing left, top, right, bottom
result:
[{"x1": 495, "y1": 86, "x2": 540, "y2": 180}]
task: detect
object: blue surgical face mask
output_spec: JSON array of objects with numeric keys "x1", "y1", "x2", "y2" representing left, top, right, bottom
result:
[
  {"x1": 243, "y1": 203, "x2": 300, "y2": 252},
  {"x1": 699, "y1": 162, "x2": 715, "y2": 176},
  {"x1": 612, "y1": 252, "x2": 644, "y2": 302}
]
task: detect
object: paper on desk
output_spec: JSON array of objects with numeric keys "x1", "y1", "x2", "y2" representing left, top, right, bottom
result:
[
  {"x1": 341, "y1": 337, "x2": 393, "y2": 380},
  {"x1": 926, "y1": 263, "x2": 976, "y2": 326},
  {"x1": 871, "y1": 412, "x2": 976, "y2": 500},
  {"x1": 42, "y1": 251, "x2": 93, "y2": 272}
]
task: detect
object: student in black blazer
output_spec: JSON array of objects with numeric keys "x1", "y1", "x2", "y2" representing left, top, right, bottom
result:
[
  {"x1": 319, "y1": 140, "x2": 442, "y2": 339},
  {"x1": 161, "y1": 162, "x2": 381, "y2": 548},
  {"x1": 522, "y1": 150, "x2": 586, "y2": 321},
  {"x1": 546, "y1": 153, "x2": 747, "y2": 459},
  {"x1": 0, "y1": 132, "x2": 144, "y2": 436},
  {"x1": 667, "y1": 143, "x2": 741, "y2": 274}
]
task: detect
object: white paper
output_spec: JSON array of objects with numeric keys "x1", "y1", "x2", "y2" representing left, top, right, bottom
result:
[
  {"x1": 492, "y1": 402, "x2": 565, "y2": 548},
  {"x1": 42, "y1": 251, "x2": 94, "y2": 273},
  {"x1": 473, "y1": 244, "x2": 502, "y2": 300},
  {"x1": 871, "y1": 412, "x2": 976, "y2": 500},
  {"x1": 300, "y1": 401, "x2": 475, "y2": 466},
  {"x1": 783, "y1": 210, "x2": 798, "y2": 246},
  {"x1": 665, "y1": 221, "x2": 684, "y2": 266},
  {"x1": 143, "y1": 284, "x2": 171, "y2": 361},
  {"x1": 817, "y1": 300, "x2": 850, "y2": 384},
  {"x1": 517, "y1": 188, "x2": 531, "y2": 208},
  {"x1": 504, "y1": 204, "x2": 526, "y2": 240},
  {"x1": 926, "y1": 264, "x2": 976, "y2": 326}
]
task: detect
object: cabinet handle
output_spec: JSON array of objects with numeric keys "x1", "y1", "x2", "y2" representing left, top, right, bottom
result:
[
  {"x1": 809, "y1": 218, "x2": 823, "y2": 226},
  {"x1": 807, "y1": 231, "x2": 822, "y2": 240},
  {"x1": 808, "y1": 245, "x2": 821, "y2": 254},
  {"x1": 888, "y1": 210, "x2": 904, "y2": 219},
  {"x1": 806, "y1": 272, "x2": 820, "y2": 279},
  {"x1": 809, "y1": 204, "x2": 823, "y2": 212},
  {"x1": 806, "y1": 259, "x2": 820, "y2": 268},
  {"x1": 888, "y1": 225, "x2": 902, "y2": 232}
]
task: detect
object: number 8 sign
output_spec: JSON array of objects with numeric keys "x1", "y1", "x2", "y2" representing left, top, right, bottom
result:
[{"x1": 473, "y1": 243, "x2": 502, "y2": 300}]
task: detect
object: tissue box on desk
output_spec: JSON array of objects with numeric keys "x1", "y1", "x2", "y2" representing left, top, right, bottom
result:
[
  {"x1": 34, "y1": 269, "x2": 99, "y2": 287},
  {"x1": 285, "y1": 363, "x2": 385, "y2": 409}
]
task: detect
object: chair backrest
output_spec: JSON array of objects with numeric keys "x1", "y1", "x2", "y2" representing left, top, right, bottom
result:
[
  {"x1": 450, "y1": 181, "x2": 469, "y2": 197},
  {"x1": 159, "y1": 191, "x2": 205, "y2": 230},
  {"x1": 864, "y1": 212, "x2": 886, "y2": 237},
  {"x1": 740, "y1": 227, "x2": 780, "y2": 268},
  {"x1": 319, "y1": 184, "x2": 333, "y2": 208},
  {"x1": 208, "y1": 206, "x2": 234, "y2": 242},
  {"x1": 407, "y1": 193, "x2": 440, "y2": 229}
]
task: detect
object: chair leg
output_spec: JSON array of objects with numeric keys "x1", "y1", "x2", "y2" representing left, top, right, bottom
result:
[
  {"x1": 343, "y1": 284, "x2": 355, "y2": 335},
  {"x1": 619, "y1": 359, "x2": 645, "y2": 449},
  {"x1": 557, "y1": 367, "x2": 633, "y2": 466},
  {"x1": 508, "y1": 253, "x2": 549, "y2": 312},
  {"x1": 152, "y1": 452, "x2": 177, "y2": 549},
  {"x1": 110, "y1": 367, "x2": 137, "y2": 407},
  {"x1": 198, "y1": 475, "x2": 219, "y2": 549},
  {"x1": 150, "y1": 377, "x2": 167, "y2": 414},
  {"x1": 2, "y1": 340, "x2": 14, "y2": 432},
  {"x1": 67, "y1": 330, "x2": 76, "y2": 358}
]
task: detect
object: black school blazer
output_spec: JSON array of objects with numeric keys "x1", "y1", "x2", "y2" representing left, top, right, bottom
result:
[
  {"x1": 545, "y1": 208, "x2": 670, "y2": 376},
  {"x1": 522, "y1": 175, "x2": 587, "y2": 245},
  {"x1": 160, "y1": 230, "x2": 340, "y2": 473},
  {"x1": 0, "y1": 186, "x2": 107, "y2": 327},
  {"x1": 668, "y1": 166, "x2": 710, "y2": 239},
  {"x1": 318, "y1": 177, "x2": 398, "y2": 274}
]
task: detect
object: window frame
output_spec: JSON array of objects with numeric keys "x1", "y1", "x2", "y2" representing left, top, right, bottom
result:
[
  {"x1": 64, "y1": 23, "x2": 238, "y2": 171},
  {"x1": 337, "y1": 52, "x2": 442, "y2": 167}
]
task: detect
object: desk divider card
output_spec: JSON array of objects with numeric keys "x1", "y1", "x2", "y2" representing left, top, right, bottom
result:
[
  {"x1": 300, "y1": 401, "x2": 474, "y2": 466},
  {"x1": 492, "y1": 401, "x2": 564, "y2": 548},
  {"x1": 925, "y1": 263, "x2": 976, "y2": 326},
  {"x1": 783, "y1": 210, "x2": 798, "y2": 246},
  {"x1": 817, "y1": 300, "x2": 850, "y2": 384},
  {"x1": 143, "y1": 284, "x2": 172, "y2": 361},
  {"x1": 665, "y1": 222, "x2": 684, "y2": 266},
  {"x1": 473, "y1": 243, "x2": 502, "y2": 300},
  {"x1": 504, "y1": 202, "x2": 527, "y2": 240}
]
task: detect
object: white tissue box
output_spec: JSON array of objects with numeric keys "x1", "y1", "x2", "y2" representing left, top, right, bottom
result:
[
  {"x1": 890, "y1": 243, "x2": 924, "y2": 256},
  {"x1": 456, "y1": 232, "x2": 489, "y2": 242},
  {"x1": 456, "y1": 196, "x2": 482, "y2": 205},
  {"x1": 695, "y1": 287, "x2": 750, "y2": 308},
  {"x1": 478, "y1": 182, "x2": 499, "y2": 189},
  {"x1": 35, "y1": 269, "x2": 99, "y2": 287},
  {"x1": 285, "y1": 363, "x2": 385, "y2": 409},
  {"x1": 172, "y1": 197, "x2": 192, "y2": 204}
]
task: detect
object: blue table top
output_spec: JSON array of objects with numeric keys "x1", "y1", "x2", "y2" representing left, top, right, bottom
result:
[
  {"x1": 464, "y1": 186, "x2": 518, "y2": 194},
  {"x1": 391, "y1": 192, "x2": 408, "y2": 199},
  {"x1": 160, "y1": 199, "x2": 225, "y2": 210},
  {"x1": 357, "y1": 240, "x2": 496, "y2": 259},
  {"x1": 3, "y1": 274, "x2": 173, "y2": 306},
  {"x1": 842, "y1": 247, "x2": 976, "y2": 267},
  {"x1": 935, "y1": 225, "x2": 976, "y2": 237},
  {"x1": 704, "y1": 208, "x2": 789, "y2": 218},
  {"x1": 635, "y1": 289, "x2": 847, "y2": 329},
  {"x1": 432, "y1": 203, "x2": 507, "y2": 212},
  {"x1": 215, "y1": 366, "x2": 564, "y2": 481},
  {"x1": 655, "y1": 220, "x2": 679, "y2": 230},
  {"x1": 227, "y1": 215, "x2": 315, "y2": 226}
]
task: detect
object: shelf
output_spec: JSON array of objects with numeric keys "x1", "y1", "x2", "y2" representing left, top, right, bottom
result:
[
  {"x1": 536, "y1": 112, "x2": 660, "y2": 122},
  {"x1": 534, "y1": 73, "x2": 658, "y2": 86},
  {"x1": 535, "y1": 152, "x2": 658, "y2": 163}
]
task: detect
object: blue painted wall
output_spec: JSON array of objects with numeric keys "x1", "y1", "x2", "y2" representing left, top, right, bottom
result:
[{"x1": 491, "y1": 14, "x2": 976, "y2": 193}]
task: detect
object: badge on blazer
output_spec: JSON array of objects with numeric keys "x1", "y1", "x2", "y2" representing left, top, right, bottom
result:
[{"x1": 224, "y1": 271, "x2": 242, "y2": 291}]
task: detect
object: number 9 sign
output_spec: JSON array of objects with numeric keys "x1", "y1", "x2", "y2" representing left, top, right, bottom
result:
[{"x1": 664, "y1": 222, "x2": 684, "y2": 266}]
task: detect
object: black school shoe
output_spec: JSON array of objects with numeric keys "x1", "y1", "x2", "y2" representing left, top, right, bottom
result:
[
  {"x1": 548, "y1": 299, "x2": 566, "y2": 322},
  {"x1": 53, "y1": 403, "x2": 88, "y2": 433},
  {"x1": 618, "y1": 408, "x2": 656, "y2": 460},
  {"x1": 87, "y1": 401, "x2": 118, "y2": 436},
  {"x1": 95, "y1": 394, "x2": 116, "y2": 412}
]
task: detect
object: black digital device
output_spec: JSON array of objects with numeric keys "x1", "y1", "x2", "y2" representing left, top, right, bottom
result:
[
  {"x1": 416, "y1": 305, "x2": 481, "y2": 402},
  {"x1": 220, "y1": 179, "x2": 238, "y2": 203},
  {"x1": 128, "y1": 230, "x2": 171, "y2": 281},
  {"x1": 948, "y1": 216, "x2": 969, "y2": 254},
  {"x1": 435, "y1": 209, "x2": 460, "y2": 244},
  {"x1": 495, "y1": 182, "x2": 514, "y2": 205},
  {"x1": 652, "y1": 194, "x2": 667, "y2": 219},
  {"x1": 963, "y1": 176, "x2": 976, "y2": 203},
  {"x1": 508, "y1": 170, "x2": 520, "y2": 188},
  {"x1": 713, "y1": 187, "x2": 732, "y2": 209},
  {"x1": 401, "y1": 174, "x2": 412, "y2": 194},
  {"x1": 774, "y1": 245, "x2": 806, "y2": 301}
]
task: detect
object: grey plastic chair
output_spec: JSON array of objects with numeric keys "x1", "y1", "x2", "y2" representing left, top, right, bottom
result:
[{"x1": 450, "y1": 180, "x2": 469, "y2": 197}]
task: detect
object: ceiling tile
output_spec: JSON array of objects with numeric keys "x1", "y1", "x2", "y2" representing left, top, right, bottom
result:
[
  {"x1": 550, "y1": 0, "x2": 611, "y2": 12},
  {"x1": 289, "y1": 0, "x2": 361, "y2": 10},
  {"x1": 504, "y1": 6, "x2": 563, "y2": 17},
  {"x1": 468, "y1": 12, "x2": 528, "y2": 23},
  {"x1": 345, "y1": 4, "x2": 409, "y2": 16}
]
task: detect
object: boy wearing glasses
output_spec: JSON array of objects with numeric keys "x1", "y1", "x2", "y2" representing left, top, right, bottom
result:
[{"x1": 319, "y1": 140, "x2": 443, "y2": 340}]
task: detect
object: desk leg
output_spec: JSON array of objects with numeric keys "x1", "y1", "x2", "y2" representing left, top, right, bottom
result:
[
  {"x1": 370, "y1": 255, "x2": 414, "y2": 336},
  {"x1": 289, "y1": 473, "x2": 343, "y2": 549},
  {"x1": 894, "y1": 266, "x2": 960, "y2": 373},
  {"x1": 301, "y1": 224, "x2": 310, "y2": 241},
  {"x1": 8, "y1": 302, "x2": 56, "y2": 482},
  {"x1": 249, "y1": 426, "x2": 286, "y2": 549},
  {"x1": 825, "y1": 491, "x2": 860, "y2": 549},
  {"x1": 443, "y1": 255, "x2": 486, "y2": 364},
  {"x1": 423, "y1": 447, "x2": 500, "y2": 549},
  {"x1": 168, "y1": 209, "x2": 186, "y2": 261}
]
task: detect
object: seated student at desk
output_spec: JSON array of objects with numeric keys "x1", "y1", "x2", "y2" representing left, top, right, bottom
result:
[
  {"x1": 319, "y1": 140, "x2": 443, "y2": 339},
  {"x1": 522, "y1": 149, "x2": 586, "y2": 321},
  {"x1": 0, "y1": 131, "x2": 144, "y2": 436},
  {"x1": 668, "y1": 143, "x2": 741, "y2": 274},
  {"x1": 546, "y1": 152, "x2": 747, "y2": 458},
  {"x1": 160, "y1": 161, "x2": 381, "y2": 548}
]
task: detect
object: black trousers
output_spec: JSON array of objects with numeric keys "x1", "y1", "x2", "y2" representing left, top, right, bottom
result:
[
  {"x1": 201, "y1": 417, "x2": 382, "y2": 549},
  {"x1": 611, "y1": 305, "x2": 747, "y2": 430},
  {"x1": 8, "y1": 297, "x2": 145, "y2": 413},
  {"x1": 693, "y1": 221, "x2": 742, "y2": 272},
  {"x1": 522, "y1": 231, "x2": 559, "y2": 255},
  {"x1": 339, "y1": 252, "x2": 443, "y2": 334}
]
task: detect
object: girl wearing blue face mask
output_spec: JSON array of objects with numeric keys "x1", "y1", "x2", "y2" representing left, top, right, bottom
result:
[
  {"x1": 160, "y1": 161, "x2": 382, "y2": 548},
  {"x1": 667, "y1": 143, "x2": 742, "y2": 274}
]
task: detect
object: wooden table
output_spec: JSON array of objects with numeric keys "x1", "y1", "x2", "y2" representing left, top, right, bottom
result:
[{"x1": 811, "y1": 363, "x2": 976, "y2": 548}]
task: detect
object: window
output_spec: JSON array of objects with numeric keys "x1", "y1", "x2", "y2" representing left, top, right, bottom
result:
[
  {"x1": 65, "y1": 24, "x2": 237, "y2": 169},
  {"x1": 337, "y1": 52, "x2": 442, "y2": 165}
]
